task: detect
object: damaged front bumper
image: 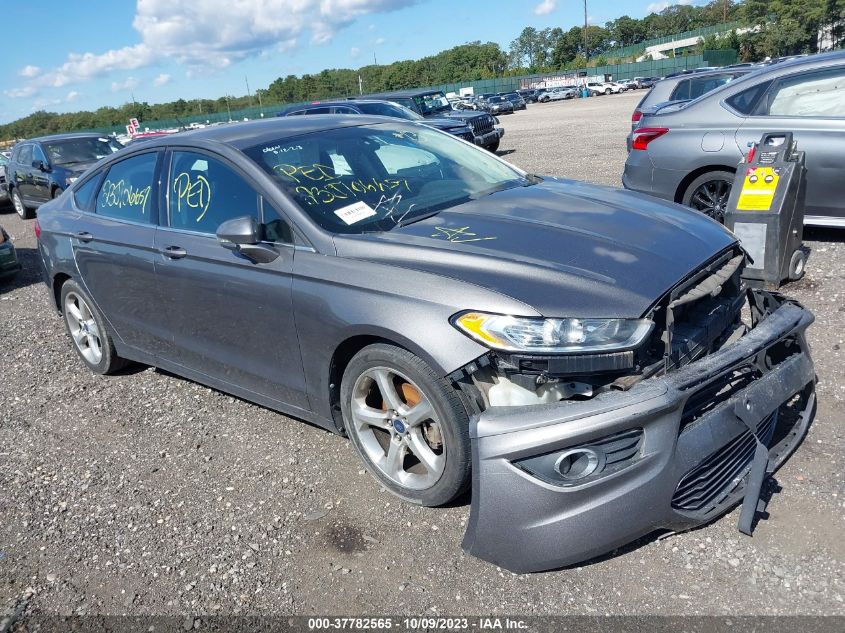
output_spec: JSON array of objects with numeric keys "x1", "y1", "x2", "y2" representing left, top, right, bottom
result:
[{"x1": 462, "y1": 293, "x2": 815, "y2": 573}]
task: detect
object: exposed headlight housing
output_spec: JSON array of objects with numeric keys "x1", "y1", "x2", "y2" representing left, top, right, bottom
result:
[{"x1": 452, "y1": 311, "x2": 654, "y2": 354}]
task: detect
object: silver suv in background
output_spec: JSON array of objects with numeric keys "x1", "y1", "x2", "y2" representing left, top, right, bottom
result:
[{"x1": 623, "y1": 51, "x2": 845, "y2": 227}]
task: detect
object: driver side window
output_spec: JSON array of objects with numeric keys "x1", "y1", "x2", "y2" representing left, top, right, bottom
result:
[{"x1": 168, "y1": 151, "x2": 259, "y2": 233}]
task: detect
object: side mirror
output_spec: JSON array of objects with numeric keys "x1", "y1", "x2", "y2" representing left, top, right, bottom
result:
[
  {"x1": 32, "y1": 159, "x2": 49, "y2": 172},
  {"x1": 216, "y1": 215, "x2": 279, "y2": 264}
]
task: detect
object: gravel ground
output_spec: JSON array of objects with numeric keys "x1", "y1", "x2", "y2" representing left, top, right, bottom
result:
[{"x1": 1, "y1": 91, "x2": 844, "y2": 620}]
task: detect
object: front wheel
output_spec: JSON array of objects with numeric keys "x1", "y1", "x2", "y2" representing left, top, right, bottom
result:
[
  {"x1": 486, "y1": 139, "x2": 500, "y2": 152},
  {"x1": 605, "y1": 88, "x2": 611, "y2": 95},
  {"x1": 682, "y1": 170, "x2": 734, "y2": 223},
  {"x1": 340, "y1": 344, "x2": 471, "y2": 506}
]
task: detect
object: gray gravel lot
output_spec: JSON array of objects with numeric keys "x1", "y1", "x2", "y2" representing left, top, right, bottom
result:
[{"x1": 1, "y1": 91, "x2": 844, "y2": 619}]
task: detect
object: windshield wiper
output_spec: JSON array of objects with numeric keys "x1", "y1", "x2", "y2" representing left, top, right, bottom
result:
[{"x1": 396, "y1": 209, "x2": 443, "y2": 228}]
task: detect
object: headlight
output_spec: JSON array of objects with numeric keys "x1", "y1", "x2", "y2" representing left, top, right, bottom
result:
[
  {"x1": 65, "y1": 176, "x2": 78, "y2": 186},
  {"x1": 452, "y1": 311, "x2": 654, "y2": 354}
]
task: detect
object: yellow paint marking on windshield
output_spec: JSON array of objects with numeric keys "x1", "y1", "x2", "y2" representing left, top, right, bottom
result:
[
  {"x1": 172, "y1": 172, "x2": 211, "y2": 222},
  {"x1": 431, "y1": 226, "x2": 497, "y2": 243},
  {"x1": 100, "y1": 179, "x2": 151, "y2": 215}
]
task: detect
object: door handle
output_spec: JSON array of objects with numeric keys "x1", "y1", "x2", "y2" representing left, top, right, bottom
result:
[
  {"x1": 161, "y1": 245, "x2": 187, "y2": 259},
  {"x1": 75, "y1": 231, "x2": 93, "y2": 243}
]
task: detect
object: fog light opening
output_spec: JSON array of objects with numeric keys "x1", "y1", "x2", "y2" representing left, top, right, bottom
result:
[{"x1": 554, "y1": 448, "x2": 606, "y2": 481}]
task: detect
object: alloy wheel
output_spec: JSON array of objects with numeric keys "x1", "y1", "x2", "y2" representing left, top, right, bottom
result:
[
  {"x1": 349, "y1": 367, "x2": 445, "y2": 490},
  {"x1": 64, "y1": 291, "x2": 103, "y2": 365},
  {"x1": 12, "y1": 191, "x2": 25, "y2": 219},
  {"x1": 689, "y1": 178, "x2": 732, "y2": 223}
]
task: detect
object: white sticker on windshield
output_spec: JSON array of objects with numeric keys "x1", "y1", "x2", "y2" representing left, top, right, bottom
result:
[{"x1": 334, "y1": 201, "x2": 377, "y2": 225}]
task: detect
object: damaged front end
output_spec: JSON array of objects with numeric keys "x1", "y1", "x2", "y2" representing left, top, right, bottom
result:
[{"x1": 455, "y1": 247, "x2": 815, "y2": 573}]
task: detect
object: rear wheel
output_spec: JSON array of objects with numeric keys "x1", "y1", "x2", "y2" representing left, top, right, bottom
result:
[
  {"x1": 605, "y1": 88, "x2": 611, "y2": 95},
  {"x1": 60, "y1": 280, "x2": 127, "y2": 374},
  {"x1": 682, "y1": 170, "x2": 734, "y2": 223},
  {"x1": 12, "y1": 189, "x2": 33, "y2": 220},
  {"x1": 340, "y1": 343, "x2": 471, "y2": 506}
]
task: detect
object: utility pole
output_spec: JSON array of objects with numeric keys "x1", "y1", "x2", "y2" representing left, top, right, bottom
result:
[
  {"x1": 256, "y1": 89, "x2": 263, "y2": 117},
  {"x1": 225, "y1": 95, "x2": 232, "y2": 122},
  {"x1": 373, "y1": 52, "x2": 378, "y2": 66},
  {"x1": 245, "y1": 75, "x2": 253, "y2": 106},
  {"x1": 723, "y1": 0, "x2": 728, "y2": 22},
  {"x1": 583, "y1": 0, "x2": 588, "y2": 61},
  {"x1": 358, "y1": 74, "x2": 363, "y2": 95}
]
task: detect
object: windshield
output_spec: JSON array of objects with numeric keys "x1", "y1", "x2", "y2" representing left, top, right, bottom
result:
[
  {"x1": 489, "y1": 96, "x2": 506, "y2": 103},
  {"x1": 412, "y1": 93, "x2": 453, "y2": 115},
  {"x1": 354, "y1": 102, "x2": 423, "y2": 121},
  {"x1": 244, "y1": 122, "x2": 529, "y2": 235},
  {"x1": 45, "y1": 137, "x2": 123, "y2": 166}
]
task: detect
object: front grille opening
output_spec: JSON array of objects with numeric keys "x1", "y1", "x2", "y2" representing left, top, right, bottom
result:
[{"x1": 672, "y1": 388, "x2": 809, "y2": 515}]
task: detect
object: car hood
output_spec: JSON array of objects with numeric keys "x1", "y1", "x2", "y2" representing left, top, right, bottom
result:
[
  {"x1": 424, "y1": 118, "x2": 471, "y2": 131},
  {"x1": 54, "y1": 160, "x2": 99, "y2": 177},
  {"x1": 333, "y1": 179, "x2": 736, "y2": 318}
]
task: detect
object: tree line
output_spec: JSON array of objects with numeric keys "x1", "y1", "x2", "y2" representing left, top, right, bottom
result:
[{"x1": 1, "y1": 0, "x2": 842, "y2": 141}]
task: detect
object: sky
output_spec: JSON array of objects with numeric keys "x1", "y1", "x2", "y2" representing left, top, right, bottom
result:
[{"x1": 0, "y1": 0, "x2": 681, "y2": 124}]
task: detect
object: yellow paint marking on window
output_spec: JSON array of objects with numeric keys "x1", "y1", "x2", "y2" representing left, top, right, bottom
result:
[{"x1": 172, "y1": 172, "x2": 212, "y2": 222}]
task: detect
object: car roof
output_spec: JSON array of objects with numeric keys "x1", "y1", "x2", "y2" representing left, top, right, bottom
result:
[
  {"x1": 127, "y1": 115, "x2": 393, "y2": 151},
  {"x1": 362, "y1": 89, "x2": 443, "y2": 98},
  {"x1": 21, "y1": 132, "x2": 110, "y2": 144}
]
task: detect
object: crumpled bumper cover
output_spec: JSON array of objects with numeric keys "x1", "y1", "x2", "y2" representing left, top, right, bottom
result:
[{"x1": 462, "y1": 296, "x2": 815, "y2": 573}]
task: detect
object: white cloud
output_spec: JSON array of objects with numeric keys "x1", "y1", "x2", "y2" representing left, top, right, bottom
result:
[
  {"x1": 6, "y1": 0, "x2": 419, "y2": 97},
  {"x1": 18, "y1": 65, "x2": 40, "y2": 78},
  {"x1": 45, "y1": 44, "x2": 156, "y2": 88},
  {"x1": 65, "y1": 90, "x2": 80, "y2": 102},
  {"x1": 534, "y1": 0, "x2": 556, "y2": 15},
  {"x1": 153, "y1": 73, "x2": 172, "y2": 86},
  {"x1": 5, "y1": 86, "x2": 37, "y2": 98},
  {"x1": 350, "y1": 47, "x2": 361, "y2": 58},
  {"x1": 111, "y1": 76, "x2": 140, "y2": 92},
  {"x1": 647, "y1": 0, "x2": 692, "y2": 12},
  {"x1": 375, "y1": 36, "x2": 386, "y2": 45}
]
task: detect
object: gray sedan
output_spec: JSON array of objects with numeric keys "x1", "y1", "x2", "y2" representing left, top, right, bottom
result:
[
  {"x1": 623, "y1": 51, "x2": 845, "y2": 226},
  {"x1": 36, "y1": 115, "x2": 815, "y2": 572}
]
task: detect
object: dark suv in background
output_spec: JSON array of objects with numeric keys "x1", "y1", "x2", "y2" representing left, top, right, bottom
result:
[
  {"x1": 8, "y1": 133, "x2": 123, "y2": 219},
  {"x1": 362, "y1": 89, "x2": 504, "y2": 151},
  {"x1": 280, "y1": 99, "x2": 475, "y2": 142}
]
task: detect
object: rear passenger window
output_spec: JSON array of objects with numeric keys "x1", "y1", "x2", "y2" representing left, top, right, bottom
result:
[
  {"x1": 688, "y1": 74, "x2": 735, "y2": 99},
  {"x1": 95, "y1": 152, "x2": 158, "y2": 221},
  {"x1": 18, "y1": 145, "x2": 32, "y2": 165},
  {"x1": 74, "y1": 175, "x2": 101, "y2": 211},
  {"x1": 168, "y1": 151, "x2": 259, "y2": 233}
]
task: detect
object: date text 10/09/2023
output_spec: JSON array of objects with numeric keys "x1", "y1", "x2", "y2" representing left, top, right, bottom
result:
[{"x1": 307, "y1": 618, "x2": 529, "y2": 631}]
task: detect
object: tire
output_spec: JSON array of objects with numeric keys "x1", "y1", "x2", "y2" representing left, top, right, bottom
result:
[
  {"x1": 605, "y1": 88, "x2": 611, "y2": 95},
  {"x1": 340, "y1": 343, "x2": 471, "y2": 507},
  {"x1": 60, "y1": 279, "x2": 128, "y2": 375},
  {"x1": 788, "y1": 249, "x2": 806, "y2": 281},
  {"x1": 52, "y1": 187, "x2": 64, "y2": 199},
  {"x1": 11, "y1": 188, "x2": 33, "y2": 220},
  {"x1": 486, "y1": 139, "x2": 500, "y2": 152},
  {"x1": 681, "y1": 170, "x2": 734, "y2": 223}
]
